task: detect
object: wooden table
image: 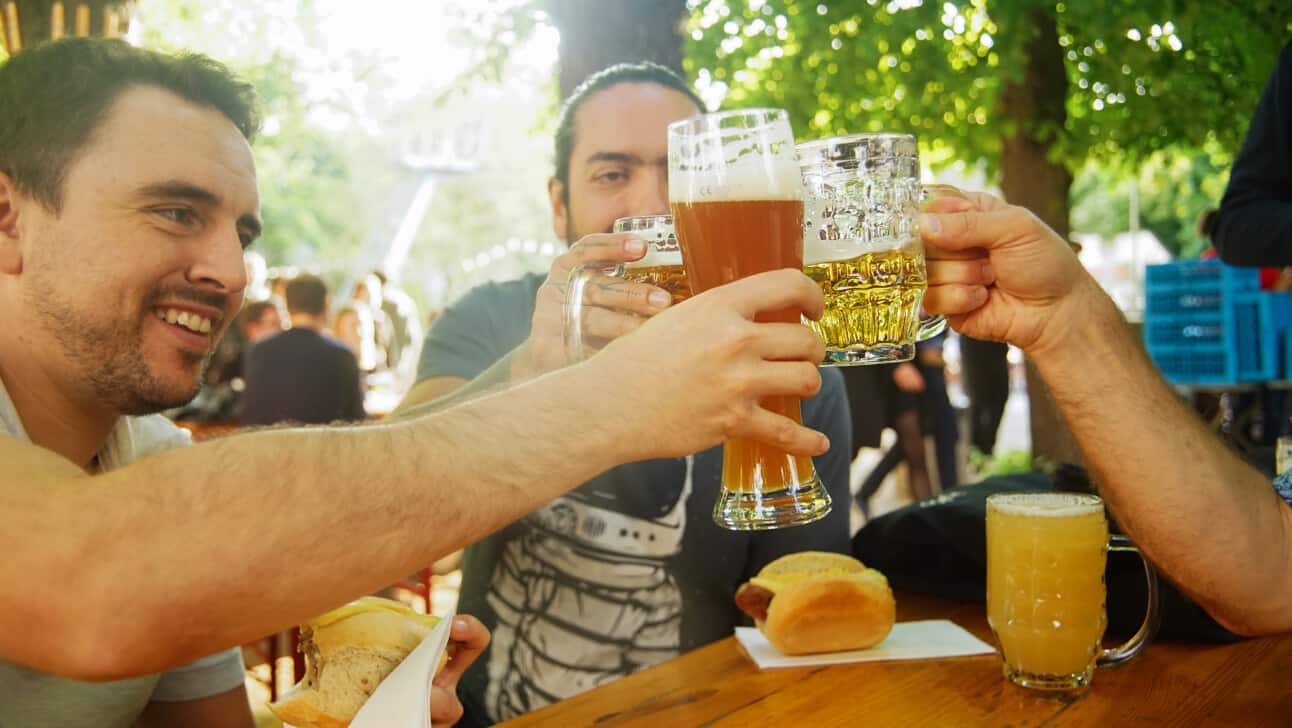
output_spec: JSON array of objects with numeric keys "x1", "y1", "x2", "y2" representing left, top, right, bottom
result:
[{"x1": 499, "y1": 593, "x2": 1292, "y2": 726}]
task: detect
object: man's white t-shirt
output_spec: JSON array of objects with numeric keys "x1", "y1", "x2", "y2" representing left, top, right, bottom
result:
[{"x1": 0, "y1": 377, "x2": 246, "y2": 728}]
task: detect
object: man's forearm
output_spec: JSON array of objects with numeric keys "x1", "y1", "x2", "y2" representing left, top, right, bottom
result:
[
  {"x1": 10, "y1": 364, "x2": 623, "y2": 679},
  {"x1": 392, "y1": 350, "x2": 517, "y2": 418},
  {"x1": 1030, "y1": 279, "x2": 1292, "y2": 635}
]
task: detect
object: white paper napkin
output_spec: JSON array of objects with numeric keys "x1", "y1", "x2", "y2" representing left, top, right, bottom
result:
[
  {"x1": 346, "y1": 612, "x2": 455, "y2": 728},
  {"x1": 734, "y1": 619, "x2": 995, "y2": 669}
]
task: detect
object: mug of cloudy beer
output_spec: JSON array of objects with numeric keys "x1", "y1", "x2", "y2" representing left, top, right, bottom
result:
[
  {"x1": 986, "y1": 492, "x2": 1161, "y2": 690},
  {"x1": 564, "y1": 215, "x2": 691, "y2": 363},
  {"x1": 797, "y1": 133, "x2": 947, "y2": 366},
  {"x1": 668, "y1": 108, "x2": 831, "y2": 531}
]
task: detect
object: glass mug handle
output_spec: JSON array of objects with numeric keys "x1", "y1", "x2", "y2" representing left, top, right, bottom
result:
[
  {"x1": 1098, "y1": 534, "x2": 1162, "y2": 667},
  {"x1": 912, "y1": 184, "x2": 970, "y2": 343},
  {"x1": 563, "y1": 261, "x2": 620, "y2": 364}
]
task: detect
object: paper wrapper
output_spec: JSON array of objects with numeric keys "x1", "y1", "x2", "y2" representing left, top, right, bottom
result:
[
  {"x1": 287, "y1": 611, "x2": 454, "y2": 728},
  {"x1": 734, "y1": 619, "x2": 994, "y2": 669}
]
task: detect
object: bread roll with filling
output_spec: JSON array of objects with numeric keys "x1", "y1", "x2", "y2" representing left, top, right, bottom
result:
[{"x1": 735, "y1": 551, "x2": 896, "y2": 655}]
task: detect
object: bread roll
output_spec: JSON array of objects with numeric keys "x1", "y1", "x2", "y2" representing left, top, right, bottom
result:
[
  {"x1": 269, "y1": 597, "x2": 443, "y2": 728},
  {"x1": 735, "y1": 551, "x2": 895, "y2": 655}
]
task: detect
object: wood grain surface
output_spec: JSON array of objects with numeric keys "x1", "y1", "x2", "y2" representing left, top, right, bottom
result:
[{"x1": 499, "y1": 593, "x2": 1292, "y2": 727}]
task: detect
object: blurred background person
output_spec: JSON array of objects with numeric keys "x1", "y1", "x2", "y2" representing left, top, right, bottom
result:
[
  {"x1": 371, "y1": 270, "x2": 423, "y2": 392},
  {"x1": 959, "y1": 335, "x2": 1011, "y2": 458},
  {"x1": 241, "y1": 274, "x2": 365, "y2": 426},
  {"x1": 332, "y1": 297, "x2": 381, "y2": 376}
]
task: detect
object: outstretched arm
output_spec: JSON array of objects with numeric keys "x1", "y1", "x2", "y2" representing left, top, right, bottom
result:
[{"x1": 922, "y1": 193, "x2": 1292, "y2": 636}]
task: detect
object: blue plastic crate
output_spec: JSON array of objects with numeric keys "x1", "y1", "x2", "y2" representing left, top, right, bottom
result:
[
  {"x1": 1144, "y1": 343, "x2": 1236, "y2": 386},
  {"x1": 1144, "y1": 312, "x2": 1227, "y2": 349},
  {"x1": 1144, "y1": 261, "x2": 1272, "y2": 385},
  {"x1": 1235, "y1": 292, "x2": 1292, "y2": 381},
  {"x1": 1144, "y1": 260, "x2": 1261, "y2": 293}
]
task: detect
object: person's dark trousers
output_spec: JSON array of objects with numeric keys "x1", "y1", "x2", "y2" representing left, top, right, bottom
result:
[
  {"x1": 919, "y1": 362, "x2": 959, "y2": 492},
  {"x1": 959, "y1": 336, "x2": 1010, "y2": 454}
]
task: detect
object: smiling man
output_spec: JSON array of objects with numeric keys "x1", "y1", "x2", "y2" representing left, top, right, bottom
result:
[{"x1": 0, "y1": 40, "x2": 835, "y2": 728}]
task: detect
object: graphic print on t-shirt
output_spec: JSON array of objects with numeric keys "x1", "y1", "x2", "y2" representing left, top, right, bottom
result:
[{"x1": 482, "y1": 456, "x2": 694, "y2": 720}]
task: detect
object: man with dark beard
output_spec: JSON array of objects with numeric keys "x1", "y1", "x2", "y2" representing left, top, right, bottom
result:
[
  {"x1": 398, "y1": 63, "x2": 852, "y2": 725},
  {"x1": 0, "y1": 41, "x2": 833, "y2": 727}
]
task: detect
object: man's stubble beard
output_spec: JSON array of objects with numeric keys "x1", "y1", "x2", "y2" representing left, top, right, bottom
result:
[{"x1": 27, "y1": 276, "x2": 210, "y2": 416}]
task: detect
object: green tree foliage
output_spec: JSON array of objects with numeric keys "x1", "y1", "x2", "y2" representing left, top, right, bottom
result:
[
  {"x1": 686, "y1": 1, "x2": 1291, "y2": 173},
  {"x1": 1071, "y1": 144, "x2": 1231, "y2": 258},
  {"x1": 134, "y1": 0, "x2": 367, "y2": 270}
]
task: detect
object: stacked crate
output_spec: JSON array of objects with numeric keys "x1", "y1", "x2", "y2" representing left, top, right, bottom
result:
[{"x1": 1144, "y1": 260, "x2": 1292, "y2": 385}]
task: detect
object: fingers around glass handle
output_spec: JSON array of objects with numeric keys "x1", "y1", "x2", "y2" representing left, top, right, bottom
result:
[
  {"x1": 1098, "y1": 534, "x2": 1161, "y2": 668},
  {"x1": 564, "y1": 263, "x2": 626, "y2": 363}
]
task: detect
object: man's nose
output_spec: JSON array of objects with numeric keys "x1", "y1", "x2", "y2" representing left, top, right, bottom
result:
[
  {"x1": 186, "y1": 226, "x2": 248, "y2": 295},
  {"x1": 630, "y1": 168, "x2": 670, "y2": 216}
]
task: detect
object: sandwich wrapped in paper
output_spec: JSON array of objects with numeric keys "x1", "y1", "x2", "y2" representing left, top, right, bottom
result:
[{"x1": 269, "y1": 597, "x2": 446, "y2": 728}]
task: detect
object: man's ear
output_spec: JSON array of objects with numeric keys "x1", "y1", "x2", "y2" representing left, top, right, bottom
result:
[
  {"x1": 547, "y1": 177, "x2": 569, "y2": 242},
  {"x1": 0, "y1": 171, "x2": 23, "y2": 275}
]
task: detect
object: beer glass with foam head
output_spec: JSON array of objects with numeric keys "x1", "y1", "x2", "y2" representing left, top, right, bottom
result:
[
  {"x1": 564, "y1": 215, "x2": 691, "y2": 363},
  {"x1": 798, "y1": 133, "x2": 946, "y2": 366},
  {"x1": 668, "y1": 108, "x2": 832, "y2": 531},
  {"x1": 986, "y1": 492, "x2": 1160, "y2": 690}
]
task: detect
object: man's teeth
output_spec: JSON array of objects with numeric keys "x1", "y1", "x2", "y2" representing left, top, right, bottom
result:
[{"x1": 156, "y1": 308, "x2": 213, "y2": 334}]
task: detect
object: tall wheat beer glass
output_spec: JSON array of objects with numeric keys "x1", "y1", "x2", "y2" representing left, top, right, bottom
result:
[{"x1": 668, "y1": 108, "x2": 831, "y2": 530}]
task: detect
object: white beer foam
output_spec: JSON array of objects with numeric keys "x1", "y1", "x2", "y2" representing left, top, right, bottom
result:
[
  {"x1": 989, "y1": 492, "x2": 1103, "y2": 518},
  {"x1": 669, "y1": 132, "x2": 802, "y2": 203}
]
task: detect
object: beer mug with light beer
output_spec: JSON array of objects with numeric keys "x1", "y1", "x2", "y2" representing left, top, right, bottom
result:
[
  {"x1": 668, "y1": 108, "x2": 832, "y2": 530},
  {"x1": 798, "y1": 133, "x2": 946, "y2": 366},
  {"x1": 564, "y1": 215, "x2": 691, "y2": 362},
  {"x1": 987, "y1": 492, "x2": 1160, "y2": 690}
]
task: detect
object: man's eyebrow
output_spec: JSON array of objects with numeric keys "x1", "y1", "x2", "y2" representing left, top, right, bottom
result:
[
  {"x1": 135, "y1": 180, "x2": 222, "y2": 206},
  {"x1": 137, "y1": 180, "x2": 262, "y2": 240},
  {"x1": 585, "y1": 151, "x2": 645, "y2": 166}
]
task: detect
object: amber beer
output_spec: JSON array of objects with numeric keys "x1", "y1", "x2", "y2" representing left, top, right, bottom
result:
[
  {"x1": 671, "y1": 197, "x2": 814, "y2": 493},
  {"x1": 987, "y1": 493, "x2": 1109, "y2": 688},
  {"x1": 622, "y1": 263, "x2": 691, "y2": 305},
  {"x1": 804, "y1": 241, "x2": 929, "y2": 353}
]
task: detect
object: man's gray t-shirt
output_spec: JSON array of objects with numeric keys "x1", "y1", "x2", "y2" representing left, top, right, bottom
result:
[
  {"x1": 0, "y1": 377, "x2": 246, "y2": 728},
  {"x1": 417, "y1": 273, "x2": 853, "y2": 724}
]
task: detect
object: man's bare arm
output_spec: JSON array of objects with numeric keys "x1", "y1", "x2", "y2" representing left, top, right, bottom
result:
[
  {"x1": 0, "y1": 269, "x2": 830, "y2": 679},
  {"x1": 922, "y1": 196, "x2": 1292, "y2": 636},
  {"x1": 1031, "y1": 284, "x2": 1292, "y2": 636}
]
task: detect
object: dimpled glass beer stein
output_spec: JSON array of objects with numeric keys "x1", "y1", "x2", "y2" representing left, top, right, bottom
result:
[
  {"x1": 668, "y1": 108, "x2": 831, "y2": 530},
  {"x1": 797, "y1": 133, "x2": 946, "y2": 365}
]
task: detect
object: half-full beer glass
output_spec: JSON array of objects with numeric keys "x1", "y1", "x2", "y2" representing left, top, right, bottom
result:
[
  {"x1": 668, "y1": 108, "x2": 831, "y2": 530},
  {"x1": 987, "y1": 492, "x2": 1160, "y2": 690},
  {"x1": 564, "y1": 215, "x2": 691, "y2": 362},
  {"x1": 798, "y1": 133, "x2": 946, "y2": 365}
]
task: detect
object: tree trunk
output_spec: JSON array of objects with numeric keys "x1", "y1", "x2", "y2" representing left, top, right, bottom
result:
[
  {"x1": 2, "y1": 1, "x2": 131, "y2": 54},
  {"x1": 997, "y1": 9, "x2": 1084, "y2": 467},
  {"x1": 546, "y1": 0, "x2": 687, "y2": 98}
]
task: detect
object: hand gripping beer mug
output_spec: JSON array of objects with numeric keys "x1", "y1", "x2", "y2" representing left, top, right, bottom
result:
[
  {"x1": 798, "y1": 133, "x2": 946, "y2": 365},
  {"x1": 668, "y1": 108, "x2": 831, "y2": 530},
  {"x1": 987, "y1": 493, "x2": 1161, "y2": 690},
  {"x1": 564, "y1": 215, "x2": 691, "y2": 363}
]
